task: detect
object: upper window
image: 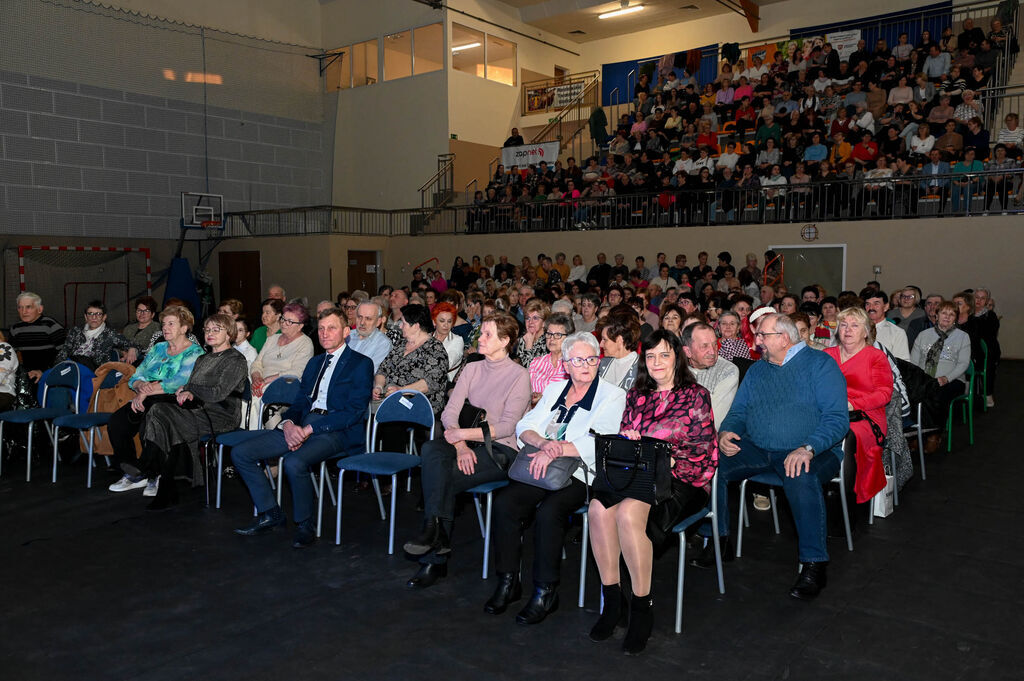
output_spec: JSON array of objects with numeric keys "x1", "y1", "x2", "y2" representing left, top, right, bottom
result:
[
  {"x1": 383, "y1": 31, "x2": 412, "y2": 81},
  {"x1": 413, "y1": 23, "x2": 444, "y2": 75},
  {"x1": 352, "y1": 39, "x2": 378, "y2": 88},
  {"x1": 486, "y1": 36, "x2": 516, "y2": 86},
  {"x1": 452, "y1": 23, "x2": 486, "y2": 79}
]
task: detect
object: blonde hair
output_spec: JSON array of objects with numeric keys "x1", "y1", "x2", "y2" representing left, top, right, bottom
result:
[{"x1": 835, "y1": 306, "x2": 875, "y2": 345}]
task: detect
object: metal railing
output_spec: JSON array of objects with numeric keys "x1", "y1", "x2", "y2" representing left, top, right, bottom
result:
[
  {"x1": 521, "y1": 70, "x2": 600, "y2": 116},
  {"x1": 530, "y1": 77, "x2": 602, "y2": 163},
  {"x1": 982, "y1": 84, "x2": 1024, "y2": 134},
  {"x1": 419, "y1": 153, "x2": 456, "y2": 211},
  {"x1": 220, "y1": 168, "x2": 1023, "y2": 238}
]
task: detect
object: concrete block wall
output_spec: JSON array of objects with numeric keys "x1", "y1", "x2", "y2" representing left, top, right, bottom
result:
[{"x1": 0, "y1": 70, "x2": 329, "y2": 239}]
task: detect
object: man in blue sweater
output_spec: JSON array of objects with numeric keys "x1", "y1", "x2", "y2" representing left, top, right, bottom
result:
[{"x1": 692, "y1": 313, "x2": 849, "y2": 600}]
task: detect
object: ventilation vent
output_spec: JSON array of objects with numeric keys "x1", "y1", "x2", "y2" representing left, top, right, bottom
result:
[
  {"x1": 569, "y1": 29, "x2": 586, "y2": 34},
  {"x1": 680, "y1": 4, "x2": 699, "y2": 9}
]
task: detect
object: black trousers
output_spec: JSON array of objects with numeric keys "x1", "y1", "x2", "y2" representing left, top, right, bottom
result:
[
  {"x1": 107, "y1": 403, "x2": 145, "y2": 477},
  {"x1": 419, "y1": 437, "x2": 513, "y2": 566},
  {"x1": 492, "y1": 478, "x2": 588, "y2": 585}
]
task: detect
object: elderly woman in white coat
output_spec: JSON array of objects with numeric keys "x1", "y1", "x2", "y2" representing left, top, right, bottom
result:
[{"x1": 484, "y1": 332, "x2": 626, "y2": 626}]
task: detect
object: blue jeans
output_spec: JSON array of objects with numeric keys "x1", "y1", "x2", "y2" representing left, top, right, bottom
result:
[
  {"x1": 232, "y1": 414, "x2": 349, "y2": 524},
  {"x1": 712, "y1": 440, "x2": 841, "y2": 563}
]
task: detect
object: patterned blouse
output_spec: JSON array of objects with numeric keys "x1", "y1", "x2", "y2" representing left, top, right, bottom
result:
[
  {"x1": 56, "y1": 325, "x2": 133, "y2": 367},
  {"x1": 128, "y1": 341, "x2": 204, "y2": 393},
  {"x1": 378, "y1": 336, "x2": 450, "y2": 413},
  {"x1": 718, "y1": 337, "x2": 752, "y2": 361},
  {"x1": 619, "y1": 383, "x2": 718, "y2": 491},
  {"x1": 528, "y1": 353, "x2": 568, "y2": 394},
  {"x1": 516, "y1": 333, "x2": 548, "y2": 369},
  {"x1": 0, "y1": 343, "x2": 18, "y2": 397}
]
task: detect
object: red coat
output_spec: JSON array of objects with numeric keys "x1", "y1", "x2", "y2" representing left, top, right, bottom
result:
[{"x1": 825, "y1": 346, "x2": 893, "y2": 503}]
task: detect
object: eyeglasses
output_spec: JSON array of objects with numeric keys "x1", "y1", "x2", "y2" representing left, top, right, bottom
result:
[
  {"x1": 563, "y1": 356, "x2": 600, "y2": 367},
  {"x1": 344, "y1": 303, "x2": 358, "y2": 309},
  {"x1": 85, "y1": 311, "x2": 104, "y2": 318},
  {"x1": 136, "y1": 308, "x2": 152, "y2": 314},
  {"x1": 547, "y1": 332, "x2": 567, "y2": 339},
  {"x1": 205, "y1": 325, "x2": 225, "y2": 334},
  {"x1": 754, "y1": 331, "x2": 784, "y2": 338},
  {"x1": 526, "y1": 315, "x2": 544, "y2": 322},
  {"x1": 280, "y1": 318, "x2": 303, "y2": 326}
]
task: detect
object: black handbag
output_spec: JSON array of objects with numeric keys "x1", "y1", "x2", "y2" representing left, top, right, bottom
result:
[
  {"x1": 593, "y1": 432, "x2": 674, "y2": 506},
  {"x1": 508, "y1": 443, "x2": 582, "y2": 491},
  {"x1": 458, "y1": 400, "x2": 502, "y2": 468}
]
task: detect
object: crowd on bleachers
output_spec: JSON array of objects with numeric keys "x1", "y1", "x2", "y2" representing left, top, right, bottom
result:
[
  {"x1": 0, "y1": 245, "x2": 1002, "y2": 654},
  {"x1": 477, "y1": 17, "x2": 1022, "y2": 229}
]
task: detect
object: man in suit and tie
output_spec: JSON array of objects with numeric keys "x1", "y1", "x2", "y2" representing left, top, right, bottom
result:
[{"x1": 233, "y1": 308, "x2": 373, "y2": 547}]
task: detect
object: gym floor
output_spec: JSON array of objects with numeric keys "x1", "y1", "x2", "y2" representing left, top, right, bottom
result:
[{"x1": 1, "y1": 362, "x2": 1019, "y2": 681}]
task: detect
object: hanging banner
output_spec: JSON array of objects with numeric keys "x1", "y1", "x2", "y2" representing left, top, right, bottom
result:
[
  {"x1": 501, "y1": 141, "x2": 560, "y2": 167},
  {"x1": 826, "y1": 29, "x2": 861, "y2": 61},
  {"x1": 525, "y1": 82, "x2": 586, "y2": 113},
  {"x1": 745, "y1": 43, "x2": 779, "y2": 67}
]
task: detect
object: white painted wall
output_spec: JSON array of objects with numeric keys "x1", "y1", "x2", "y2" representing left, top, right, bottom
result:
[
  {"x1": 320, "y1": 0, "x2": 444, "y2": 49},
  {"x1": 107, "y1": 0, "x2": 321, "y2": 45}
]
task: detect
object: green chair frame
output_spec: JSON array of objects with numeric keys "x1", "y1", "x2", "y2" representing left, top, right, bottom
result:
[{"x1": 946, "y1": 361, "x2": 975, "y2": 452}]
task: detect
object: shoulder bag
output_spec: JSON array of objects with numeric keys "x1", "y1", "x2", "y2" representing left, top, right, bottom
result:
[
  {"x1": 508, "y1": 443, "x2": 582, "y2": 491},
  {"x1": 592, "y1": 432, "x2": 673, "y2": 506}
]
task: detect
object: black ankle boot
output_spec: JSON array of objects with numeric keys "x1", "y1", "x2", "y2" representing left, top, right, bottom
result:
[
  {"x1": 589, "y1": 583, "x2": 629, "y2": 641},
  {"x1": 622, "y1": 592, "x2": 654, "y2": 655},
  {"x1": 406, "y1": 562, "x2": 447, "y2": 589},
  {"x1": 483, "y1": 572, "x2": 522, "y2": 615},
  {"x1": 515, "y1": 583, "x2": 559, "y2": 625},
  {"x1": 402, "y1": 517, "x2": 451, "y2": 556},
  {"x1": 789, "y1": 561, "x2": 828, "y2": 601}
]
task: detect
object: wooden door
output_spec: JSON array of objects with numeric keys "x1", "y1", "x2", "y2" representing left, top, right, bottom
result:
[
  {"x1": 347, "y1": 250, "x2": 378, "y2": 294},
  {"x1": 218, "y1": 251, "x2": 262, "y2": 324}
]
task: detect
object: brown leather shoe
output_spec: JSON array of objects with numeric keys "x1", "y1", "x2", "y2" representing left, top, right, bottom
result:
[{"x1": 924, "y1": 434, "x2": 942, "y2": 454}]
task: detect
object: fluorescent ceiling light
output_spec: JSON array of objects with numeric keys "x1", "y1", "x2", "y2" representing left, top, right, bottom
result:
[
  {"x1": 451, "y1": 42, "x2": 481, "y2": 52},
  {"x1": 599, "y1": 5, "x2": 644, "y2": 19}
]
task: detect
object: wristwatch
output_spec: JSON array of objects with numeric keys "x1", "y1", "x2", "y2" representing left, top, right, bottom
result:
[{"x1": 802, "y1": 444, "x2": 815, "y2": 456}]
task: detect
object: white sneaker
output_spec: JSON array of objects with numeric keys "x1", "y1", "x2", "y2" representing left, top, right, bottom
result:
[
  {"x1": 109, "y1": 475, "x2": 147, "y2": 492},
  {"x1": 143, "y1": 476, "x2": 160, "y2": 497},
  {"x1": 986, "y1": 396, "x2": 995, "y2": 408},
  {"x1": 752, "y1": 493, "x2": 771, "y2": 511}
]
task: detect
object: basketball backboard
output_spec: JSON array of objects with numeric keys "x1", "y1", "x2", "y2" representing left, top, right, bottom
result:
[{"x1": 180, "y1": 192, "x2": 224, "y2": 229}]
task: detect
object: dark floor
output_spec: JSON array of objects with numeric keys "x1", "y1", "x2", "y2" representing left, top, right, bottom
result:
[{"x1": 1, "y1": 363, "x2": 1021, "y2": 681}]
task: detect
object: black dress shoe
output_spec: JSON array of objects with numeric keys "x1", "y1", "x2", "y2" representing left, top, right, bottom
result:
[
  {"x1": 292, "y1": 520, "x2": 317, "y2": 549},
  {"x1": 789, "y1": 561, "x2": 828, "y2": 601},
  {"x1": 483, "y1": 573, "x2": 522, "y2": 615},
  {"x1": 234, "y1": 507, "x2": 286, "y2": 536},
  {"x1": 689, "y1": 536, "x2": 733, "y2": 569},
  {"x1": 402, "y1": 517, "x2": 451, "y2": 556},
  {"x1": 589, "y1": 583, "x2": 629, "y2": 642},
  {"x1": 406, "y1": 562, "x2": 447, "y2": 589},
  {"x1": 515, "y1": 583, "x2": 559, "y2": 625}
]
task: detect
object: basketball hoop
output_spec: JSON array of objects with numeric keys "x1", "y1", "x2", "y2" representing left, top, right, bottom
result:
[{"x1": 200, "y1": 220, "x2": 222, "y2": 229}]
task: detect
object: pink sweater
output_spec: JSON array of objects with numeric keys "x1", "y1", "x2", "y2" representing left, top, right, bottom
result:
[{"x1": 441, "y1": 355, "x2": 532, "y2": 449}]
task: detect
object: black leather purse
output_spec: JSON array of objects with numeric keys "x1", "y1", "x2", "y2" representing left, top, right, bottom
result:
[
  {"x1": 592, "y1": 432, "x2": 674, "y2": 505},
  {"x1": 458, "y1": 400, "x2": 501, "y2": 468}
]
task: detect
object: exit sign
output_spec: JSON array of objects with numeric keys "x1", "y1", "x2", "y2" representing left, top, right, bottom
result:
[{"x1": 450, "y1": 133, "x2": 458, "y2": 140}]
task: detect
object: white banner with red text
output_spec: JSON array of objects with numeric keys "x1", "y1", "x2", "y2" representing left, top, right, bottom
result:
[{"x1": 501, "y1": 141, "x2": 560, "y2": 168}]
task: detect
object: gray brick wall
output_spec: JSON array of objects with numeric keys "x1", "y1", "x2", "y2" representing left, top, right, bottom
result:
[{"x1": 1, "y1": 73, "x2": 328, "y2": 239}]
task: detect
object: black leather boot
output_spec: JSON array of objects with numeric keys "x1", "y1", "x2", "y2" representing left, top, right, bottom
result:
[
  {"x1": 484, "y1": 572, "x2": 522, "y2": 615},
  {"x1": 589, "y1": 583, "x2": 629, "y2": 641},
  {"x1": 292, "y1": 519, "x2": 317, "y2": 548},
  {"x1": 146, "y1": 446, "x2": 179, "y2": 512},
  {"x1": 402, "y1": 517, "x2": 451, "y2": 556},
  {"x1": 789, "y1": 561, "x2": 828, "y2": 601},
  {"x1": 406, "y1": 562, "x2": 447, "y2": 589},
  {"x1": 622, "y1": 592, "x2": 654, "y2": 655},
  {"x1": 690, "y1": 536, "x2": 733, "y2": 569},
  {"x1": 515, "y1": 583, "x2": 559, "y2": 626}
]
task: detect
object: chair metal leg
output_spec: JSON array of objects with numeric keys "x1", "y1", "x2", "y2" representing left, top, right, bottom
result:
[
  {"x1": 736, "y1": 479, "x2": 748, "y2": 558},
  {"x1": 316, "y1": 461, "x2": 326, "y2": 539},
  {"x1": 891, "y1": 447, "x2": 899, "y2": 506},
  {"x1": 26, "y1": 423, "x2": 34, "y2": 482},
  {"x1": 917, "y1": 405, "x2": 927, "y2": 481},
  {"x1": 481, "y1": 491, "x2": 493, "y2": 579},
  {"x1": 0, "y1": 422, "x2": 4, "y2": 478},
  {"x1": 335, "y1": 469, "x2": 346, "y2": 545},
  {"x1": 388, "y1": 473, "x2": 398, "y2": 555},
  {"x1": 868, "y1": 500, "x2": 875, "y2": 525},
  {"x1": 675, "y1": 533, "x2": 686, "y2": 634},
  {"x1": 86, "y1": 428, "x2": 97, "y2": 488},
  {"x1": 712, "y1": 520, "x2": 725, "y2": 595},
  {"x1": 371, "y1": 477, "x2": 386, "y2": 520},
  {"x1": 215, "y1": 445, "x2": 224, "y2": 509},
  {"x1": 51, "y1": 425, "x2": 60, "y2": 483},
  {"x1": 769, "y1": 489, "x2": 780, "y2": 534},
  {"x1": 276, "y1": 457, "x2": 284, "y2": 504},
  {"x1": 473, "y1": 495, "x2": 486, "y2": 538},
  {"x1": 578, "y1": 512, "x2": 589, "y2": 608},
  {"x1": 838, "y1": 476, "x2": 854, "y2": 552}
]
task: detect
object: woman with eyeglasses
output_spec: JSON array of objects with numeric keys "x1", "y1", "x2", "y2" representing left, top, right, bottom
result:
[
  {"x1": 126, "y1": 312, "x2": 248, "y2": 510},
  {"x1": 528, "y1": 313, "x2": 574, "y2": 407},
  {"x1": 55, "y1": 299, "x2": 134, "y2": 370},
  {"x1": 122, "y1": 296, "x2": 161, "y2": 361},
  {"x1": 485, "y1": 332, "x2": 626, "y2": 625},
  {"x1": 247, "y1": 302, "x2": 314, "y2": 428},
  {"x1": 515, "y1": 299, "x2": 550, "y2": 369},
  {"x1": 588, "y1": 330, "x2": 718, "y2": 655}
]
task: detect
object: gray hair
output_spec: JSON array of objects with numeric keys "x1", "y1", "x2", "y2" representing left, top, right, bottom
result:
[
  {"x1": 974, "y1": 286, "x2": 991, "y2": 297},
  {"x1": 768, "y1": 313, "x2": 801, "y2": 343},
  {"x1": 316, "y1": 299, "x2": 336, "y2": 310},
  {"x1": 550, "y1": 299, "x2": 574, "y2": 315},
  {"x1": 718, "y1": 310, "x2": 741, "y2": 325},
  {"x1": 561, "y1": 331, "x2": 601, "y2": 359},
  {"x1": 357, "y1": 300, "x2": 383, "y2": 318},
  {"x1": 545, "y1": 312, "x2": 575, "y2": 335},
  {"x1": 351, "y1": 289, "x2": 370, "y2": 302},
  {"x1": 17, "y1": 291, "x2": 42, "y2": 306}
]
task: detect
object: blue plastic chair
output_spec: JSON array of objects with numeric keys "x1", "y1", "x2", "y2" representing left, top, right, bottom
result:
[
  {"x1": 209, "y1": 375, "x2": 300, "y2": 509},
  {"x1": 0, "y1": 361, "x2": 82, "y2": 482},
  {"x1": 673, "y1": 471, "x2": 725, "y2": 634},
  {"x1": 736, "y1": 433, "x2": 856, "y2": 557},
  {"x1": 51, "y1": 368, "x2": 124, "y2": 486},
  {"x1": 466, "y1": 479, "x2": 509, "y2": 579},
  {"x1": 332, "y1": 391, "x2": 434, "y2": 554}
]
